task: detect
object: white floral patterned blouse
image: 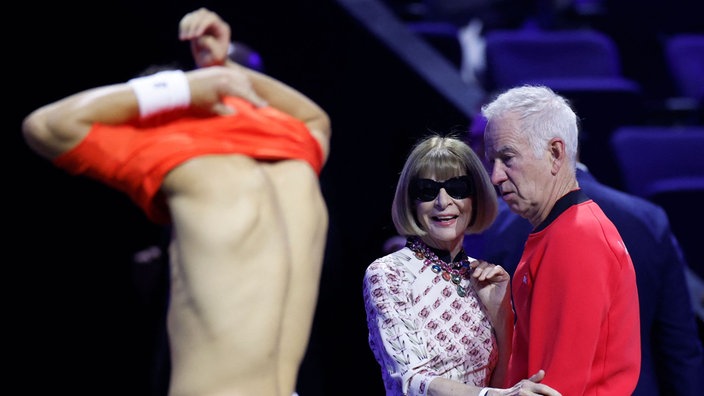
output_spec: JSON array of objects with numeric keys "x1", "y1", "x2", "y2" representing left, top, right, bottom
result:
[{"x1": 363, "y1": 246, "x2": 497, "y2": 396}]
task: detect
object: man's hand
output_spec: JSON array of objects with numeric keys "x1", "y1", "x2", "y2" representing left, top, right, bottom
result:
[
  {"x1": 179, "y1": 7, "x2": 231, "y2": 68},
  {"x1": 496, "y1": 370, "x2": 562, "y2": 395}
]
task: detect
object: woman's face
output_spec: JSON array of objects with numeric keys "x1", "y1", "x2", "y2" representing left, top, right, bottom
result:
[{"x1": 412, "y1": 173, "x2": 474, "y2": 252}]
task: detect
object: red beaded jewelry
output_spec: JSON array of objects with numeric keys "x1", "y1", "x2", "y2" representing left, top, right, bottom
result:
[{"x1": 407, "y1": 236, "x2": 472, "y2": 297}]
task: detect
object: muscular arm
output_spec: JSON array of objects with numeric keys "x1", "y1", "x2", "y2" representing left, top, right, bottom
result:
[
  {"x1": 22, "y1": 84, "x2": 138, "y2": 160},
  {"x1": 179, "y1": 7, "x2": 331, "y2": 162},
  {"x1": 22, "y1": 67, "x2": 270, "y2": 161},
  {"x1": 225, "y1": 61, "x2": 331, "y2": 162}
]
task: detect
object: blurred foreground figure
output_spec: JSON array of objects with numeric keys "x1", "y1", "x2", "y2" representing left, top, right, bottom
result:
[{"x1": 22, "y1": 8, "x2": 331, "y2": 396}]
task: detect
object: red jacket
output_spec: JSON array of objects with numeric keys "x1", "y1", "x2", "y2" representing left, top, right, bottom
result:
[{"x1": 509, "y1": 195, "x2": 640, "y2": 395}]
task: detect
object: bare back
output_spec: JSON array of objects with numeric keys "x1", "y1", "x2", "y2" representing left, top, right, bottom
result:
[{"x1": 162, "y1": 154, "x2": 327, "y2": 396}]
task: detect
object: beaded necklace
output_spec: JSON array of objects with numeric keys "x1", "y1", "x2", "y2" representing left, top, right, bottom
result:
[{"x1": 406, "y1": 236, "x2": 472, "y2": 297}]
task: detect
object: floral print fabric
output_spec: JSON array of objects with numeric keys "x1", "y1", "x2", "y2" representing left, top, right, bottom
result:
[{"x1": 363, "y1": 247, "x2": 497, "y2": 396}]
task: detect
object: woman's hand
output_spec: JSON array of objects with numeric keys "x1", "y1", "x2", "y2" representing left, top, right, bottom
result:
[{"x1": 470, "y1": 259, "x2": 511, "y2": 327}]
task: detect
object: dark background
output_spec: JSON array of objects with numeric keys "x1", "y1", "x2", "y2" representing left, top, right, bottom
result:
[{"x1": 9, "y1": 1, "x2": 703, "y2": 395}]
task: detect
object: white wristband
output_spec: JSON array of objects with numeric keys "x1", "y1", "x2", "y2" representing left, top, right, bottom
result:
[
  {"x1": 128, "y1": 70, "x2": 191, "y2": 118},
  {"x1": 478, "y1": 388, "x2": 491, "y2": 396}
]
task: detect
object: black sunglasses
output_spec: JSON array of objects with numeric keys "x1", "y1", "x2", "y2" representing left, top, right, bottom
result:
[{"x1": 410, "y1": 175, "x2": 474, "y2": 202}]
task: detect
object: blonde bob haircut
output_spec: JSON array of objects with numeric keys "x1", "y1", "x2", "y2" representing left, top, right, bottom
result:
[{"x1": 392, "y1": 133, "x2": 498, "y2": 237}]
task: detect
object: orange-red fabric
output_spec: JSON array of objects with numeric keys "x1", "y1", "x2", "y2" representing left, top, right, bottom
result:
[{"x1": 53, "y1": 96, "x2": 323, "y2": 224}]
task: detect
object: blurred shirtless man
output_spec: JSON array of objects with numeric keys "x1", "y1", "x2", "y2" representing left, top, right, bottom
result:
[{"x1": 22, "y1": 8, "x2": 330, "y2": 396}]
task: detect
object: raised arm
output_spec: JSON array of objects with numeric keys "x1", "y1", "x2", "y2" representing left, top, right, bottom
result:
[
  {"x1": 22, "y1": 67, "x2": 267, "y2": 160},
  {"x1": 178, "y1": 7, "x2": 331, "y2": 161}
]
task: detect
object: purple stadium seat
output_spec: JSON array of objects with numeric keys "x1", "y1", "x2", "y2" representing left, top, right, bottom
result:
[
  {"x1": 665, "y1": 34, "x2": 704, "y2": 103},
  {"x1": 609, "y1": 125, "x2": 704, "y2": 199},
  {"x1": 483, "y1": 28, "x2": 633, "y2": 90}
]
